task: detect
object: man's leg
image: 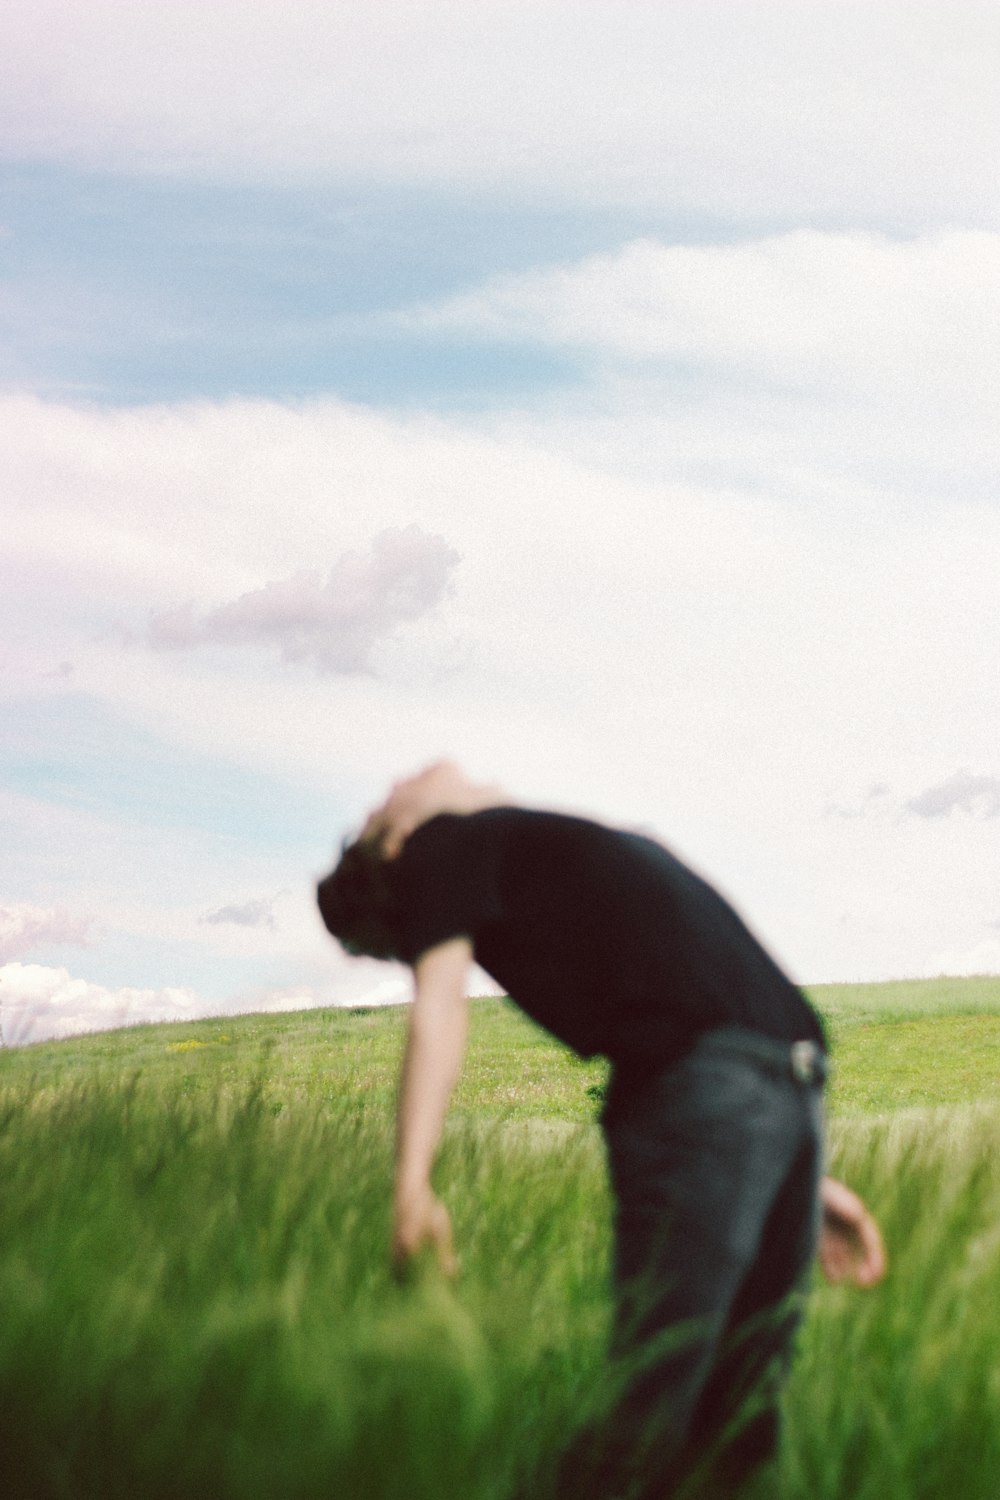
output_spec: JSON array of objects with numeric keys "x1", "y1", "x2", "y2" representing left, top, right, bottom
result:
[
  {"x1": 685, "y1": 1090, "x2": 823, "y2": 1488},
  {"x1": 600, "y1": 1039, "x2": 821, "y2": 1497}
]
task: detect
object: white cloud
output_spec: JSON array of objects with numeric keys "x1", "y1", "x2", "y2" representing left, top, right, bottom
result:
[
  {"x1": 0, "y1": 2, "x2": 997, "y2": 228},
  {"x1": 412, "y1": 230, "x2": 1000, "y2": 412},
  {"x1": 0, "y1": 958, "x2": 410, "y2": 1047},
  {"x1": 0, "y1": 961, "x2": 201, "y2": 1045},
  {"x1": 147, "y1": 525, "x2": 460, "y2": 674},
  {"x1": 0, "y1": 903, "x2": 92, "y2": 962}
]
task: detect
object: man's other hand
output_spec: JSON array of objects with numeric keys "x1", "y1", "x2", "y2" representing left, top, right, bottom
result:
[
  {"x1": 818, "y1": 1175, "x2": 887, "y2": 1287},
  {"x1": 362, "y1": 760, "x2": 507, "y2": 859},
  {"x1": 392, "y1": 1183, "x2": 458, "y2": 1279}
]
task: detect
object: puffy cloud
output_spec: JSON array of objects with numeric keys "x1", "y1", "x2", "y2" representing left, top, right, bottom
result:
[
  {"x1": 0, "y1": 2, "x2": 997, "y2": 228},
  {"x1": 905, "y1": 771, "x2": 1000, "y2": 821},
  {"x1": 200, "y1": 897, "x2": 277, "y2": 930},
  {"x1": 0, "y1": 961, "x2": 201, "y2": 1046},
  {"x1": 147, "y1": 525, "x2": 460, "y2": 674},
  {"x1": 0, "y1": 960, "x2": 409, "y2": 1047},
  {"x1": 824, "y1": 785, "x2": 895, "y2": 822},
  {"x1": 0, "y1": 903, "x2": 92, "y2": 962}
]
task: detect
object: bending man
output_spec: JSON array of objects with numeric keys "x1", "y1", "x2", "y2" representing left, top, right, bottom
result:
[{"x1": 317, "y1": 762, "x2": 884, "y2": 1496}]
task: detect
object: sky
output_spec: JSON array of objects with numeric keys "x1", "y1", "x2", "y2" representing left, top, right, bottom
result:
[{"x1": 2, "y1": 1, "x2": 999, "y2": 1045}]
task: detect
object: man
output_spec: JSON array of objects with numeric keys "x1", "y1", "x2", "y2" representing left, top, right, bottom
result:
[{"x1": 317, "y1": 762, "x2": 884, "y2": 1496}]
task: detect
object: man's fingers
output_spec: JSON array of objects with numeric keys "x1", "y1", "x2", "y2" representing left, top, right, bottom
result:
[
  {"x1": 392, "y1": 1195, "x2": 458, "y2": 1280},
  {"x1": 379, "y1": 822, "x2": 411, "y2": 860},
  {"x1": 429, "y1": 1200, "x2": 458, "y2": 1278},
  {"x1": 818, "y1": 1177, "x2": 887, "y2": 1288},
  {"x1": 851, "y1": 1213, "x2": 887, "y2": 1286},
  {"x1": 392, "y1": 1235, "x2": 458, "y2": 1281},
  {"x1": 360, "y1": 804, "x2": 417, "y2": 860}
]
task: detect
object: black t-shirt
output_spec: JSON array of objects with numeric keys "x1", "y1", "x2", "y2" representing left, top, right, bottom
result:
[{"x1": 389, "y1": 807, "x2": 824, "y2": 1070}]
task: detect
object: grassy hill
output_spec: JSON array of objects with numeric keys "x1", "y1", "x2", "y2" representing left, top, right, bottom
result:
[
  {"x1": 2, "y1": 975, "x2": 999, "y2": 1500},
  {"x1": 5, "y1": 972, "x2": 1000, "y2": 1116}
]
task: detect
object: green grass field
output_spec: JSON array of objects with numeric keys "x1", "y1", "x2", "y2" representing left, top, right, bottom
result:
[{"x1": 2, "y1": 975, "x2": 1000, "y2": 1499}]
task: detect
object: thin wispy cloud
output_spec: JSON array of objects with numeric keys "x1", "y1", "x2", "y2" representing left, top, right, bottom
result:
[
  {"x1": 42, "y1": 661, "x2": 75, "y2": 680},
  {"x1": 826, "y1": 774, "x2": 1000, "y2": 825},
  {"x1": 201, "y1": 898, "x2": 277, "y2": 930},
  {"x1": 147, "y1": 525, "x2": 460, "y2": 674},
  {"x1": 409, "y1": 231, "x2": 1000, "y2": 407},
  {"x1": 2, "y1": 2, "x2": 997, "y2": 228},
  {"x1": 905, "y1": 771, "x2": 1000, "y2": 821},
  {"x1": 824, "y1": 786, "x2": 895, "y2": 822}
]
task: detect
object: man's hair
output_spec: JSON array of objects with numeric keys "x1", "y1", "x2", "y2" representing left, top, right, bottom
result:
[{"x1": 316, "y1": 838, "x2": 400, "y2": 960}]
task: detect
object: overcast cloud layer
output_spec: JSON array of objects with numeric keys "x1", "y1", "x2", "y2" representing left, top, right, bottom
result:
[
  {"x1": 3, "y1": 1, "x2": 998, "y2": 227},
  {"x1": 2, "y1": 2, "x2": 998, "y2": 1043}
]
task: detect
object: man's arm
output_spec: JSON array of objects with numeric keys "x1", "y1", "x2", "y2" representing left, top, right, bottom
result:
[
  {"x1": 362, "y1": 760, "x2": 511, "y2": 859},
  {"x1": 818, "y1": 1175, "x2": 886, "y2": 1287},
  {"x1": 393, "y1": 936, "x2": 473, "y2": 1275}
]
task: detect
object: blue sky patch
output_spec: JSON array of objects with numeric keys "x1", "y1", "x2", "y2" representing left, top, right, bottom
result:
[{"x1": 0, "y1": 692, "x2": 341, "y2": 850}]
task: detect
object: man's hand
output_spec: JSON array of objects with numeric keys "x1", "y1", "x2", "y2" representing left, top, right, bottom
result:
[
  {"x1": 361, "y1": 760, "x2": 508, "y2": 859},
  {"x1": 393, "y1": 1183, "x2": 458, "y2": 1278},
  {"x1": 818, "y1": 1175, "x2": 887, "y2": 1287}
]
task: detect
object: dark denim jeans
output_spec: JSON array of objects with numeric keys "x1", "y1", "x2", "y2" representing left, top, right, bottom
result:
[{"x1": 598, "y1": 1028, "x2": 825, "y2": 1498}]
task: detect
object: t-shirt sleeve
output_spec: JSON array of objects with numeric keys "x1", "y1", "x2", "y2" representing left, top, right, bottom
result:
[{"x1": 389, "y1": 813, "x2": 503, "y2": 964}]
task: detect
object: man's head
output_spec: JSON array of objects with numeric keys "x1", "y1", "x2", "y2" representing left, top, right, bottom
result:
[{"x1": 316, "y1": 837, "x2": 399, "y2": 960}]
